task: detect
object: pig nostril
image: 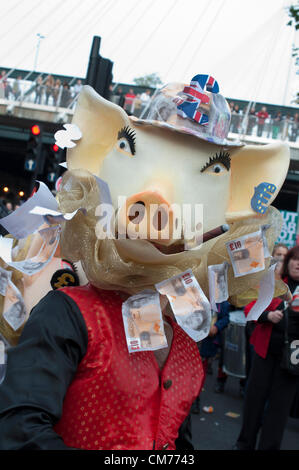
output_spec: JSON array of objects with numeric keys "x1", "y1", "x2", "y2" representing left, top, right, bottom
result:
[
  {"x1": 128, "y1": 201, "x2": 145, "y2": 224},
  {"x1": 153, "y1": 207, "x2": 168, "y2": 231}
]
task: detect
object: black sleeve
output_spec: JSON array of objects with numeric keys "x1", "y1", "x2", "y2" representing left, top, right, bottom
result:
[
  {"x1": 0, "y1": 290, "x2": 88, "y2": 450},
  {"x1": 258, "y1": 302, "x2": 285, "y2": 324},
  {"x1": 175, "y1": 413, "x2": 194, "y2": 450},
  {"x1": 288, "y1": 308, "x2": 299, "y2": 340},
  {"x1": 257, "y1": 311, "x2": 271, "y2": 323}
]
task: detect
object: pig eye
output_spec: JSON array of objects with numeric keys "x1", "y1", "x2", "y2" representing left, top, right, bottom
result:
[
  {"x1": 200, "y1": 151, "x2": 231, "y2": 174},
  {"x1": 204, "y1": 163, "x2": 227, "y2": 174},
  {"x1": 116, "y1": 126, "x2": 136, "y2": 156},
  {"x1": 118, "y1": 138, "x2": 131, "y2": 154}
]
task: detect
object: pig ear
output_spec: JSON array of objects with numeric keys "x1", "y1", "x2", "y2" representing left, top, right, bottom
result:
[
  {"x1": 67, "y1": 86, "x2": 129, "y2": 175},
  {"x1": 226, "y1": 142, "x2": 290, "y2": 222}
]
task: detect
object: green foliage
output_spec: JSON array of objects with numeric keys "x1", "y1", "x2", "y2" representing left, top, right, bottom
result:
[
  {"x1": 287, "y1": 3, "x2": 299, "y2": 29},
  {"x1": 294, "y1": 94, "x2": 299, "y2": 104},
  {"x1": 133, "y1": 73, "x2": 163, "y2": 88}
]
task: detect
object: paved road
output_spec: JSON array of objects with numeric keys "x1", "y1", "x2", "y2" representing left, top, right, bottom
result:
[{"x1": 191, "y1": 362, "x2": 299, "y2": 450}]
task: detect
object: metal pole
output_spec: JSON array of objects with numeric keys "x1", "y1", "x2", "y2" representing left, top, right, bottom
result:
[
  {"x1": 33, "y1": 33, "x2": 45, "y2": 72},
  {"x1": 282, "y1": 26, "x2": 296, "y2": 106},
  {"x1": 29, "y1": 125, "x2": 43, "y2": 195},
  {"x1": 86, "y1": 36, "x2": 101, "y2": 87}
]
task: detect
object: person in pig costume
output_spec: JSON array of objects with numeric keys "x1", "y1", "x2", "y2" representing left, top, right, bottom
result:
[{"x1": 0, "y1": 75, "x2": 290, "y2": 450}]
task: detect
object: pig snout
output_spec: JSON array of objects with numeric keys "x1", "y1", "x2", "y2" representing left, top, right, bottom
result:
[{"x1": 117, "y1": 191, "x2": 176, "y2": 245}]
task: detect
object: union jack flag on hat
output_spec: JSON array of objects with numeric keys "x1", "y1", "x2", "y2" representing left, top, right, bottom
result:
[{"x1": 177, "y1": 74, "x2": 219, "y2": 126}]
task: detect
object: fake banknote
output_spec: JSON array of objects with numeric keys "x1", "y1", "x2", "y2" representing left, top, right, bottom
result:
[
  {"x1": 0, "y1": 226, "x2": 60, "y2": 276},
  {"x1": 155, "y1": 269, "x2": 211, "y2": 342},
  {"x1": 2, "y1": 280, "x2": 27, "y2": 331},
  {"x1": 122, "y1": 290, "x2": 168, "y2": 353},
  {"x1": 208, "y1": 262, "x2": 229, "y2": 311},
  {"x1": 226, "y1": 230, "x2": 265, "y2": 278}
]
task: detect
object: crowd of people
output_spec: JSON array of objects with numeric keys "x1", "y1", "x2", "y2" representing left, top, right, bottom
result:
[
  {"x1": 234, "y1": 244, "x2": 299, "y2": 450},
  {"x1": 110, "y1": 89, "x2": 299, "y2": 142},
  {"x1": 0, "y1": 198, "x2": 24, "y2": 237},
  {"x1": 0, "y1": 198, "x2": 21, "y2": 215},
  {"x1": 111, "y1": 88, "x2": 299, "y2": 142},
  {"x1": 0, "y1": 70, "x2": 83, "y2": 109},
  {"x1": 190, "y1": 242, "x2": 299, "y2": 450},
  {"x1": 109, "y1": 85, "x2": 152, "y2": 117},
  {"x1": 33, "y1": 75, "x2": 79, "y2": 108},
  {"x1": 229, "y1": 101, "x2": 299, "y2": 142}
]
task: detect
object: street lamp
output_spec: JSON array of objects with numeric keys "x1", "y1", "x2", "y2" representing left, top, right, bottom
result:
[{"x1": 33, "y1": 33, "x2": 45, "y2": 72}]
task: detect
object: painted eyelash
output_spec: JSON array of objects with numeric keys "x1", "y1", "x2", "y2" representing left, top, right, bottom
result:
[
  {"x1": 200, "y1": 150, "x2": 231, "y2": 173},
  {"x1": 117, "y1": 126, "x2": 136, "y2": 155}
]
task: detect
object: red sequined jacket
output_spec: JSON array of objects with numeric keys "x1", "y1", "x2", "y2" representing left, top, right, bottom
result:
[{"x1": 54, "y1": 285, "x2": 203, "y2": 450}]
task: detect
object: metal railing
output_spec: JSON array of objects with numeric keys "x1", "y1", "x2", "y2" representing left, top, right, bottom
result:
[
  {"x1": 0, "y1": 75, "x2": 81, "y2": 111},
  {"x1": 1, "y1": 75, "x2": 298, "y2": 144},
  {"x1": 228, "y1": 112, "x2": 298, "y2": 143},
  {"x1": 111, "y1": 93, "x2": 299, "y2": 144}
]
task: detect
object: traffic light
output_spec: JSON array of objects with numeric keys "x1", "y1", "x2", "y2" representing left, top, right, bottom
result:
[
  {"x1": 94, "y1": 57, "x2": 113, "y2": 99},
  {"x1": 31, "y1": 124, "x2": 41, "y2": 136},
  {"x1": 45, "y1": 143, "x2": 65, "y2": 185},
  {"x1": 86, "y1": 36, "x2": 113, "y2": 99},
  {"x1": 25, "y1": 124, "x2": 43, "y2": 173}
]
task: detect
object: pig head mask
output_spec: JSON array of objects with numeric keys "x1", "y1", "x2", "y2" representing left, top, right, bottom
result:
[{"x1": 57, "y1": 81, "x2": 290, "y2": 306}]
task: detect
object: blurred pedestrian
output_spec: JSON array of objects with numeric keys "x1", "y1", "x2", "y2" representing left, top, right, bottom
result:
[
  {"x1": 45, "y1": 75, "x2": 54, "y2": 105},
  {"x1": 5, "y1": 202, "x2": 13, "y2": 214},
  {"x1": 60, "y1": 83, "x2": 72, "y2": 108},
  {"x1": 227, "y1": 244, "x2": 290, "y2": 406},
  {"x1": 114, "y1": 86, "x2": 125, "y2": 107},
  {"x1": 107, "y1": 84, "x2": 114, "y2": 101},
  {"x1": 0, "y1": 71, "x2": 6, "y2": 99},
  {"x1": 12, "y1": 76, "x2": 22, "y2": 101},
  {"x1": 140, "y1": 89, "x2": 151, "y2": 104},
  {"x1": 272, "y1": 111, "x2": 282, "y2": 139},
  {"x1": 52, "y1": 79, "x2": 61, "y2": 106},
  {"x1": 256, "y1": 106, "x2": 269, "y2": 137},
  {"x1": 139, "y1": 89, "x2": 151, "y2": 117},
  {"x1": 290, "y1": 113, "x2": 299, "y2": 142},
  {"x1": 0, "y1": 200, "x2": 9, "y2": 236},
  {"x1": 282, "y1": 114, "x2": 291, "y2": 140},
  {"x1": 34, "y1": 76, "x2": 43, "y2": 104},
  {"x1": 124, "y1": 88, "x2": 136, "y2": 114},
  {"x1": 234, "y1": 246, "x2": 299, "y2": 450},
  {"x1": 131, "y1": 93, "x2": 142, "y2": 117},
  {"x1": 246, "y1": 106, "x2": 256, "y2": 135},
  {"x1": 231, "y1": 104, "x2": 241, "y2": 134},
  {"x1": 73, "y1": 79, "x2": 83, "y2": 98},
  {"x1": 272, "y1": 243, "x2": 288, "y2": 278},
  {"x1": 3, "y1": 79, "x2": 12, "y2": 100}
]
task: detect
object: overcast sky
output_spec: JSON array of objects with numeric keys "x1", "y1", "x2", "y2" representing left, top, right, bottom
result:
[{"x1": 0, "y1": 0, "x2": 298, "y2": 106}]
